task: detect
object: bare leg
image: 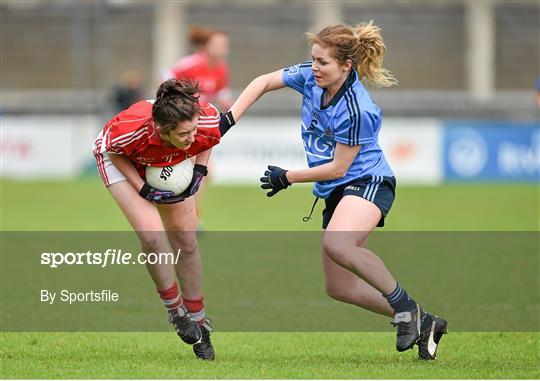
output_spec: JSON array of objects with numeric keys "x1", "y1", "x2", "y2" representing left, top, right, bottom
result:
[
  {"x1": 107, "y1": 181, "x2": 174, "y2": 290},
  {"x1": 159, "y1": 197, "x2": 202, "y2": 300},
  {"x1": 194, "y1": 176, "x2": 209, "y2": 223},
  {"x1": 323, "y1": 195, "x2": 397, "y2": 296},
  {"x1": 324, "y1": 196, "x2": 447, "y2": 358},
  {"x1": 322, "y1": 235, "x2": 394, "y2": 317},
  {"x1": 193, "y1": 158, "x2": 211, "y2": 225}
]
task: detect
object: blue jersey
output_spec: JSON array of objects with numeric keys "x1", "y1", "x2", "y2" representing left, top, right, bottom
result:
[{"x1": 282, "y1": 61, "x2": 394, "y2": 199}]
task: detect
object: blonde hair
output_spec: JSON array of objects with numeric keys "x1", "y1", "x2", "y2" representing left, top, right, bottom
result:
[{"x1": 307, "y1": 21, "x2": 397, "y2": 88}]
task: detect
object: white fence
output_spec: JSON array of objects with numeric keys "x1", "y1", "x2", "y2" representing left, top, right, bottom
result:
[{"x1": 1, "y1": 115, "x2": 444, "y2": 185}]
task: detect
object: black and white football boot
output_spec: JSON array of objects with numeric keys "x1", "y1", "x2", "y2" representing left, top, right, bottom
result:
[
  {"x1": 417, "y1": 312, "x2": 448, "y2": 360},
  {"x1": 193, "y1": 318, "x2": 215, "y2": 360},
  {"x1": 168, "y1": 305, "x2": 202, "y2": 345},
  {"x1": 392, "y1": 304, "x2": 423, "y2": 352}
]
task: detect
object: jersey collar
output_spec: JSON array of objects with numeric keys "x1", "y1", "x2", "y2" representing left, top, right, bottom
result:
[
  {"x1": 320, "y1": 69, "x2": 357, "y2": 110},
  {"x1": 148, "y1": 122, "x2": 165, "y2": 146}
]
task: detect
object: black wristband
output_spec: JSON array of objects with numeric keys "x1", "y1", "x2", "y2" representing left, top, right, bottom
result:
[
  {"x1": 139, "y1": 183, "x2": 151, "y2": 198},
  {"x1": 193, "y1": 164, "x2": 208, "y2": 176},
  {"x1": 279, "y1": 170, "x2": 291, "y2": 187},
  {"x1": 219, "y1": 111, "x2": 236, "y2": 136}
]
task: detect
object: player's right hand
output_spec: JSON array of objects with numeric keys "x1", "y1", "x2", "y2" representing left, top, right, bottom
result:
[
  {"x1": 179, "y1": 164, "x2": 208, "y2": 198},
  {"x1": 139, "y1": 183, "x2": 184, "y2": 204},
  {"x1": 260, "y1": 165, "x2": 291, "y2": 197}
]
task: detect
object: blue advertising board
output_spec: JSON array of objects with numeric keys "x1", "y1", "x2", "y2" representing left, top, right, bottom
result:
[{"x1": 443, "y1": 121, "x2": 539, "y2": 182}]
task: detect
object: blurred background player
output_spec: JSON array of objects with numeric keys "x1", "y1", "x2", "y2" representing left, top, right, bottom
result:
[
  {"x1": 92, "y1": 79, "x2": 233, "y2": 361},
  {"x1": 163, "y1": 26, "x2": 233, "y2": 229},
  {"x1": 163, "y1": 25, "x2": 232, "y2": 111},
  {"x1": 228, "y1": 22, "x2": 448, "y2": 360},
  {"x1": 110, "y1": 70, "x2": 146, "y2": 116}
]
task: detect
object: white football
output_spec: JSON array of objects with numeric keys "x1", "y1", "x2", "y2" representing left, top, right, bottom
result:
[{"x1": 145, "y1": 160, "x2": 194, "y2": 195}]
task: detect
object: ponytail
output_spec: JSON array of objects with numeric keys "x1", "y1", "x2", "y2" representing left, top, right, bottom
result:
[
  {"x1": 354, "y1": 21, "x2": 397, "y2": 87},
  {"x1": 152, "y1": 79, "x2": 200, "y2": 133},
  {"x1": 307, "y1": 21, "x2": 397, "y2": 88}
]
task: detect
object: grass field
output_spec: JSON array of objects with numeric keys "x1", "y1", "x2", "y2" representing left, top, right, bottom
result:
[
  {"x1": 2, "y1": 332, "x2": 538, "y2": 379},
  {"x1": 1, "y1": 179, "x2": 539, "y2": 379},
  {"x1": 1, "y1": 178, "x2": 538, "y2": 231}
]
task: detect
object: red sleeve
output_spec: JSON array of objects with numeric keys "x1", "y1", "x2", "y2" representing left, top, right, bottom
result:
[
  {"x1": 197, "y1": 102, "x2": 220, "y2": 130},
  {"x1": 186, "y1": 103, "x2": 221, "y2": 155},
  {"x1": 100, "y1": 101, "x2": 152, "y2": 156}
]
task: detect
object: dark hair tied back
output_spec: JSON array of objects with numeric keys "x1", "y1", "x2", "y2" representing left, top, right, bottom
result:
[{"x1": 152, "y1": 79, "x2": 200, "y2": 133}]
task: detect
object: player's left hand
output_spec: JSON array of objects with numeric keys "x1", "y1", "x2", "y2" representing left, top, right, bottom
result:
[
  {"x1": 219, "y1": 111, "x2": 236, "y2": 136},
  {"x1": 154, "y1": 194, "x2": 186, "y2": 204},
  {"x1": 179, "y1": 164, "x2": 208, "y2": 198},
  {"x1": 139, "y1": 182, "x2": 183, "y2": 204},
  {"x1": 260, "y1": 165, "x2": 291, "y2": 197}
]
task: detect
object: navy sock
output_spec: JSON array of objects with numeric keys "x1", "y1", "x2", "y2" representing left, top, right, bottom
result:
[{"x1": 385, "y1": 283, "x2": 416, "y2": 313}]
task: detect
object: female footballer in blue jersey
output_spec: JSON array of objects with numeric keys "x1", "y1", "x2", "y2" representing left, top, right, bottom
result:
[{"x1": 226, "y1": 22, "x2": 447, "y2": 360}]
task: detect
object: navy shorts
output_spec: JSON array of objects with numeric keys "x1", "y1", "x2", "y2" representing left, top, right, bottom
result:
[{"x1": 322, "y1": 175, "x2": 396, "y2": 229}]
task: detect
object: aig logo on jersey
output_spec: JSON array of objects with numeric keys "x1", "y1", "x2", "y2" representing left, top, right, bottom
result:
[
  {"x1": 303, "y1": 98, "x2": 312, "y2": 113},
  {"x1": 288, "y1": 64, "x2": 300, "y2": 75},
  {"x1": 303, "y1": 131, "x2": 335, "y2": 160}
]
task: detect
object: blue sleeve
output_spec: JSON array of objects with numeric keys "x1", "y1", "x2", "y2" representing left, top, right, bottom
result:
[
  {"x1": 334, "y1": 109, "x2": 377, "y2": 146},
  {"x1": 282, "y1": 61, "x2": 313, "y2": 95}
]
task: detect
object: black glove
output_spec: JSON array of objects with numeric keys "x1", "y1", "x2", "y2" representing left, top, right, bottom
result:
[
  {"x1": 179, "y1": 164, "x2": 208, "y2": 198},
  {"x1": 139, "y1": 183, "x2": 185, "y2": 204},
  {"x1": 219, "y1": 111, "x2": 236, "y2": 136},
  {"x1": 260, "y1": 165, "x2": 291, "y2": 197}
]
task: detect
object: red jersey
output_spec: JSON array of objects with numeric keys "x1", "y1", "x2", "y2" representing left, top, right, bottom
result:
[
  {"x1": 165, "y1": 51, "x2": 230, "y2": 104},
  {"x1": 93, "y1": 100, "x2": 221, "y2": 178}
]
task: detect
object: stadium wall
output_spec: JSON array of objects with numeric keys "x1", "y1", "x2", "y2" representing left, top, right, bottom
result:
[
  {"x1": 443, "y1": 121, "x2": 539, "y2": 182},
  {"x1": 1, "y1": 116, "x2": 538, "y2": 184}
]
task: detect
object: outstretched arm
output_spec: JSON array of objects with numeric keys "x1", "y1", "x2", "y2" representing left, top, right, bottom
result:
[{"x1": 229, "y1": 69, "x2": 285, "y2": 123}]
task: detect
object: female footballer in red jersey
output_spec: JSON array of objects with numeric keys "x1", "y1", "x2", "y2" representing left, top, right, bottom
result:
[
  {"x1": 163, "y1": 26, "x2": 233, "y2": 229},
  {"x1": 164, "y1": 25, "x2": 232, "y2": 111},
  {"x1": 92, "y1": 79, "x2": 235, "y2": 360}
]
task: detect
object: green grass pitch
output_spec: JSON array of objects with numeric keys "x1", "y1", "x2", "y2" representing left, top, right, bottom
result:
[
  {"x1": 2, "y1": 332, "x2": 538, "y2": 379},
  {"x1": 1, "y1": 179, "x2": 539, "y2": 379},
  {"x1": 1, "y1": 179, "x2": 538, "y2": 231}
]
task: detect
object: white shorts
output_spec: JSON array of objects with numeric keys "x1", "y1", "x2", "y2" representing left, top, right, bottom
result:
[{"x1": 94, "y1": 152, "x2": 127, "y2": 187}]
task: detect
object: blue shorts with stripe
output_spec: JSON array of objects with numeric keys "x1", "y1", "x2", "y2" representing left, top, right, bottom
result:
[{"x1": 322, "y1": 175, "x2": 396, "y2": 229}]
